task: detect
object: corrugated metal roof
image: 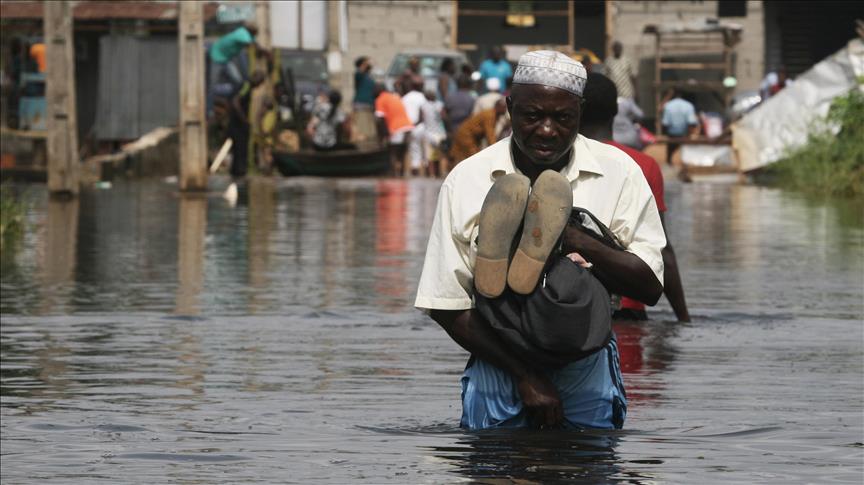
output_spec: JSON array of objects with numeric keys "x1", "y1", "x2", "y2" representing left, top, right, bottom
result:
[{"x1": 1, "y1": 1, "x2": 220, "y2": 21}]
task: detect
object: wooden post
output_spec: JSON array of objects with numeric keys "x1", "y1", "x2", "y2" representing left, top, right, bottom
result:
[
  {"x1": 255, "y1": 1, "x2": 272, "y2": 50},
  {"x1": 176, "y1": 195, "x2": 207, "y2": 315},
  {"x1": 178, "y1": 2, "x2": 207, "y2": 191},
  {"x1": 604, "y1": 0, "x2": 613, "y2": 58},
  {"x1": 326, "y1": 0, "x2": 343, "y2": 91},
  {"x1": 44, "y1": 1, "x2": 79, "y2": 195}
]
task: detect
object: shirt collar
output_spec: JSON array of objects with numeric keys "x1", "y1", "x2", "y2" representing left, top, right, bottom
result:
[{"x1": 492, "y1": 135, "x2": 605, "y2": 182}]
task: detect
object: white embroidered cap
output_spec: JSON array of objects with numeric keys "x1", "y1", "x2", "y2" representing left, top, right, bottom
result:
[{"x1": 512, "y1": 50, "x2": 587, "y2": 97}]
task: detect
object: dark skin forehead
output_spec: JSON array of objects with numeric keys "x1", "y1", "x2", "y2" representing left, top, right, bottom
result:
[{"x1": 509, "y1": 84, "x2": 582, "y2": 112}]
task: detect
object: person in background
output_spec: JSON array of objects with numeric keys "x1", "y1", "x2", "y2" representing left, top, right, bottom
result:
[
  {"x1": 661, "y1": 89, "x2": 699, "y2": 138},
  {"x1": 353, "y1": 56, "x2": 375, "y2": 108},
  {"x1": 228, "y1": 70, "x2": 267, "y2": 179},
  {"x1": 28, "y1": 42, "x2": 45, "y2": 73},
  {"x1": 420, "y1": 90, "x2": 449, "y2": 176},
  {"x1": 613, "y1": 96, "x2": 645, "y2": 149},
  {"x1": 473, "y1": 77, "x2": 503, "y2": 115},
  {"x1": 395, "y1": 56, "x2": 424, "y2": 96},
  {"x1": 438, "y1": 58, "x2": 458, "y2": 102},
  {"x1": 580, "y1": 72, "x2": 690, "y2": 322},
  {"x1": 209, "y1": 22, "x2": 267, "y2": 91},
  {"x1": 403, "y1": 79, "x2": 429, "y2": 174},
  {"x1": 605, "y1": 41, "x2": 637, "y2": 101},
  {"x1": 449, "y1": 98, "x2": 508, "y2": 165},
  {"x1": 760, "y1": 66, "x2": 791, "y2": 100},
  {"x1": 353, "y1": 56, "x2": 377, "y2": 142},
  {"x1": 443, "y1": 75, "x2": 476, "y2": 137},
  {"x1": 479, "y1": 46, "x2": 512, "y2": 93},
  {"x1": 374, "y1": 82, "x2": 414, "y2": 175},
  {"x1": 307, "y1": 89, "x2": 353, "y2": 151}
]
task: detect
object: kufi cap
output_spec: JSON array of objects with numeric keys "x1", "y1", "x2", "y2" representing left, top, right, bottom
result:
[{"x1": 512, "y1": 50, "x2": 587, "y2": 97}]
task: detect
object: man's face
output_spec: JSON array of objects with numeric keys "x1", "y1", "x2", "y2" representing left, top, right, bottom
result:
[
  {"x1": 507, "y1": 84, "x2": 582, "y2": 165},
  {"x1": 612, "y1": 42, "x2": 622, "y2": 58},
  {"x1": 491, "y1": 47, "x2": 502, "y2": 62}
]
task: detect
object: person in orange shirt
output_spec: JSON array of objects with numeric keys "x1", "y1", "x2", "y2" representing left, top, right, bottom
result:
[
  {"x1": 374, "y1": 83, "x2": 414, "y2": 175},
  {"x1": 29, "y1": 43, "x2": 46, "y2": 73}
]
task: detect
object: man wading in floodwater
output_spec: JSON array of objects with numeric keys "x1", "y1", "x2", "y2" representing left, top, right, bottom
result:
[{"x1": 415, "y1": 51, "x2": 666, "y2": 430}]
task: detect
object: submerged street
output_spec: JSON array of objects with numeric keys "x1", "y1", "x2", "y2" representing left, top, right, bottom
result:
[{"x1": 1, "y1": 177, "x2": 862, "y2": 483}]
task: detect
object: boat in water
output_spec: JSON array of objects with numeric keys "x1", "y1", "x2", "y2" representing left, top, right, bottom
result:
[{"x1": 273, "y1": 143, "x2": 390, "y2": 177}]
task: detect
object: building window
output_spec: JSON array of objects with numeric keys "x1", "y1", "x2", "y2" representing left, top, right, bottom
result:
[
  {"x1": 505, "y1": 1, "x2": 535, "y2": 28},
  {"x1": 718, "y1": 1, "x2": 747, "y2": 18}
]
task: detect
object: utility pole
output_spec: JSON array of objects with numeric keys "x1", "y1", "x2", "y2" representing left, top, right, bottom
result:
[
  {"x1": 44, "y1": 1, "x2": 79, "y2": 196},
  {"x1": 178, "y1": 2, "x2": 207, "y2": 191},
  {"x1": 326, "y1": 0, "x2": 344, "y2": 91},
  {"x1": 255, "y1": 1, "x2": 272, "y2": 50}
]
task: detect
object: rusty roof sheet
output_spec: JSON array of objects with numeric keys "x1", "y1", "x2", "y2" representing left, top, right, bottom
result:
[{"x1": 1, "y1": 1, "x2": 220, "y2": 21}]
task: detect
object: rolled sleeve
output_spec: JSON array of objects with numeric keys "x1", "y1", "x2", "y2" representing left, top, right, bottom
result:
[
  {"x1": 414, "y1": 181, "x2": 475, "y2": 311},
  {"x1": 609, "y1": 168, "x2": 666, "y2": 287}
]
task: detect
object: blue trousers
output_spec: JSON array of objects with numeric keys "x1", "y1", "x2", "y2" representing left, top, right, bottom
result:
[{"x1": 460, "y1": 335, "x2": 627, "y2": 430}]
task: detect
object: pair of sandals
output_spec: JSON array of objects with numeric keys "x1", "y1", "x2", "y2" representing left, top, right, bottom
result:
[{"x1": 475, "y1": 171, "x2": 573, "y2": 298}]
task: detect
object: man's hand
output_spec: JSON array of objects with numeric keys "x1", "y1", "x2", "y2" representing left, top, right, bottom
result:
[
  {"x1": 563, "y1": 224, "x2": 663, "y2": 305},
  {"x1": 565, "y1": 251, "x2": 592, "y2": 268},
  {"x1": 517, "y1": 372, "x2": 563, "y2": 428}
]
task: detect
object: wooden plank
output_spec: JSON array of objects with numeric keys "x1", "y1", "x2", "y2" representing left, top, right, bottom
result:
[
  {"x1": 658, "y1": 62, "x2": 729, "y2": 70},
  {"x1": 44, "y1": 0, "x2": 79, "y2": 195},
  {"x1": 450, "y1": 0, "x2": 458, "y2": 49},
  {"x1": 458, "y1": 9, "x2": 570, "y2": 17},
  {"x1": 178, "y1": 2, "x2": 207, "y2": 191}
]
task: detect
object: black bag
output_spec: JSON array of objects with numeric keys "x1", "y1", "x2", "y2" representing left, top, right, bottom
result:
[{"x1": 474, "y1": 207, "x2": 624, "y2": 368}]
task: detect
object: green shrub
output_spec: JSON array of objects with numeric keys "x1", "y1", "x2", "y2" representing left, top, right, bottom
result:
[
  {"x1": 0, "y1": 188, "x2": 26, "y2": 252},
  {"x1": 765, "y1": 88, "x2": 864, "y2": 198}
]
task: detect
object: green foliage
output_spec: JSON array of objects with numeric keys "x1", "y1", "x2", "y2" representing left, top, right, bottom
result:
[
  {"x1": 765, "y1": 88, "x2": 864, "y2": 198},
  {"x1": 0, "y1": 187, "x2": 26, "y2": 252}
]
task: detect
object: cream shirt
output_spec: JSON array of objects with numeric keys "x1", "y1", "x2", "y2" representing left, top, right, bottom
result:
[{"x1": 414, "y1": 135, "x2": 666, "y2": 311}]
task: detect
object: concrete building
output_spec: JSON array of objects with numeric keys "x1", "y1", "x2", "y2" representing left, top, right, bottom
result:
[{"x1": 335, "y1": 1, "x2": 454, "y2": 104}]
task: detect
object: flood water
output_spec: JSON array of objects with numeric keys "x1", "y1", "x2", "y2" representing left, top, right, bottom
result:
[{"x1": 1, "y1": 176, "x2": 862, "y2": 483}]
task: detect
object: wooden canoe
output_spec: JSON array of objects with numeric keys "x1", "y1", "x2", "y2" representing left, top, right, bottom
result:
[{"x1": 273, "y1": 145, "x2": 390, "y2": 177}]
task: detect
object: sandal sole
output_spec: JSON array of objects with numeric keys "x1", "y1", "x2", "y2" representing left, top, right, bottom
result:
[
  {"x1": 474, "y1": 173, "x2": 531, "y2": 298},
  {"x1": 507, "y1": 171, "x2": 573, "y2": 295}
]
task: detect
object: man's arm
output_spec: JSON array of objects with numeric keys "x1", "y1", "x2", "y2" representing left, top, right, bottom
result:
[
  {"x1": 430, "y1": 308, "x2": 564, "y2": 427},
  {"x1": 562, "y1": 227, "x2": 663, "y2": 305},
  {"x1": 660, "y1": 214, "x2": 690, "y2": 322}
]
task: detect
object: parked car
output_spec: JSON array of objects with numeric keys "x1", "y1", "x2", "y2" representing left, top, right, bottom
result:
[
  {"x1": 279, "y1": 49, "x2": 330, "y2": 116},
  {"x1": 384, "y1": 49, "x2": 467, "y2": 94}
]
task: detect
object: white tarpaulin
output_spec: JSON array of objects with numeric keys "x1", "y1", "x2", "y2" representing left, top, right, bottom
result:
[{"x1": 732, "y1": 38, "x2": 864, "y2": 173}]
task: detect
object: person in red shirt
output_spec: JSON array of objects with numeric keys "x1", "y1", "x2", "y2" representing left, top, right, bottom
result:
[{"x1": 580, "y1": 72, "x2": 690, "y2": 322}]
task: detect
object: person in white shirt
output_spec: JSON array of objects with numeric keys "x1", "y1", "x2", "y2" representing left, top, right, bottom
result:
[
  {"x1": 415, "y1": 50, "x2": 665, "y2": 430},
  {"x1": 473, "y1": 77, "x2": 504, "y2": 114},
  {"x1": 403, "y1": 80, "x2": 430, "y2": 174}
]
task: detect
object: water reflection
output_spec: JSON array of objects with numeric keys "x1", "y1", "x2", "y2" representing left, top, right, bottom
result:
[
  {"x1": 614, "y1": 321, "x2": 679, "y2": 404},
  {"x1": 41, "y1": 196, "x2": 79, "y2": 313},
  {"x1": 247, "y1": 177, "x2": 275, "y2": 314},
  {"x1": 176, "y1": 195, "x2": 207, "y2": 315},
  {"x1": 375, "y1": 180, "x2": 409, "y2": 312},
  {"x1": 429, "y1": 430, "x2": 637, "y2": 484}
]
